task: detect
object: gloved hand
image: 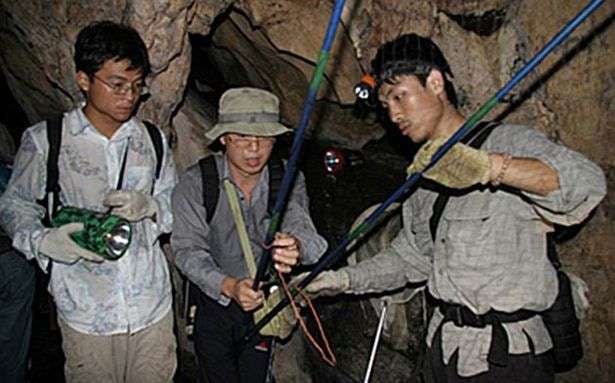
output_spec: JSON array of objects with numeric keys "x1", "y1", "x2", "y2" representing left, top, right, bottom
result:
[
  {"x1": 39, "y1": 223, "x2": 104, "y2": 264},
  {"x1": 407, "y1": 138, "x2": 491, "y2": 189},
  {"x1": 103, "y1": 190, "x2": 157, "y2": 222},
  {"x1": 294, "y1": 270, "x2": 351, "y2": 299}
]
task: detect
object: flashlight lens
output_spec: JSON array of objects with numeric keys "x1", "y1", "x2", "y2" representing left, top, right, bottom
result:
[{"x1": 105, "y1": 222, "x2": 131, "y2": 258}]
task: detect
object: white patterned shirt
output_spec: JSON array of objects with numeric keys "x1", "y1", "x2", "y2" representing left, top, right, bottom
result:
[{"x1": 0, "y1": 108, "x2": 177, "y2": 335}]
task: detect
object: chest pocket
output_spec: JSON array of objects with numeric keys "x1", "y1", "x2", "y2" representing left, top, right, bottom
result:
[
  {"x1": 443, "y1": 207, "x2": 492, "y2": 243},
  {"x1": 442, "y1": 194, "x2": 495, "y2": 264}
]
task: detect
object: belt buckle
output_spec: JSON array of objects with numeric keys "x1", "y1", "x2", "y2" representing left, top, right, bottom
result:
[
  {"x1": 452, "y1": 306, "x2": 487, "y2": 328},
  {"x1": 475, "y1": 313, "x2": 486, "y2": 328}
]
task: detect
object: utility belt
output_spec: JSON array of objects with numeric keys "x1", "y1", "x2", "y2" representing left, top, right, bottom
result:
[
  {"x1": 430, "y1": 295, "x2": 537, "y2": 329},
  {"x1": 427, "y1": 292, "x2": 537, "y2": 367}
]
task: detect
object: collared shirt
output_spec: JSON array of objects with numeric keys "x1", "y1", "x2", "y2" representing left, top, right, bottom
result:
[
  {"x1": 0, "y1": 108, "x2": 177, "y2": 335},
  {"x1": 346, "y1": 124, "x2": 606, "y2": 377},
  {"x1": 172, "y1": 154, "x2": 327, "y2": 305}
]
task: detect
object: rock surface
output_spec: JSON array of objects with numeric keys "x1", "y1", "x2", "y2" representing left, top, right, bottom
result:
[
  {"x1": 0, "y1": 0, "x2": 612, "y2": 381},
  {"x1": 0, "y1": 122, "x2": 15, "y2": 164}
]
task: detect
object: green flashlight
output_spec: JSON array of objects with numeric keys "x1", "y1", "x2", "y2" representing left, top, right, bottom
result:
[{"x1": 51, "y1": 206, "x2": 132, "y2": 260}]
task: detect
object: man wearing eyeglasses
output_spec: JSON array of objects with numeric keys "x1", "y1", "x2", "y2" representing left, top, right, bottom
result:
[
  {"x1": 0, "y1": 21, "x2": 178, "y2": 382},
  {"x1": 172, "y1": 87, "x2": 327, "y2": 382}
]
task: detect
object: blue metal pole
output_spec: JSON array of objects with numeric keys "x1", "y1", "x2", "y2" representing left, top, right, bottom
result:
[{"x1": 253, "y1": 0, "x2": 347, "y2": 289}]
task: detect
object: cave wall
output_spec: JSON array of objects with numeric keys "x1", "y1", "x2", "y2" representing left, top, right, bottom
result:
[
  {"x1": 0, "y1": 0, "x2": 612, "y2": 381},
  {"x1": 0, "y1": 0, "x2": 230, "y2": 134}
]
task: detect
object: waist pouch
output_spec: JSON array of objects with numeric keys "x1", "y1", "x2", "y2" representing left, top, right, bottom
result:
[{"x1": 541, "y1": 270, "x2": 583, "y2": 372}]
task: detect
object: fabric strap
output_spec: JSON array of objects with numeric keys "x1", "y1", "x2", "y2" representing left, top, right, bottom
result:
[
  {"x1": 143, "y1": 121, "x2": 163, "y2": 180},
  {"x1": 223, "y1": 180, "x2": 296, "y2": 341},
  {"x1": 218, "y1": 112, "x2": 278, "y2": 124},
  {"x1": 223, "y1": 180, "x2": 258, "y2": 277},
  {"x1": 115, "y1": 138, "x2": 130, "y2": 191}
]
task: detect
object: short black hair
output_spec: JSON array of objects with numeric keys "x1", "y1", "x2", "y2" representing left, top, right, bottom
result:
[
  {"x1": 74, "y1": 20, "x2": 150, "y2": 77},
  {"x1": 371, "y1": 33, "x2": 458, "y2": 107}
]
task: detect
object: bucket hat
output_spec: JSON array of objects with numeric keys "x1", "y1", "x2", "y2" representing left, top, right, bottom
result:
[{"x1": 205, "y1": 87, "x2": 291, "y2": 142}]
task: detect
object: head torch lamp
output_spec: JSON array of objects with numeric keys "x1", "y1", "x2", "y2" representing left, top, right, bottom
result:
[
  {"x1": 353, "y1": 73, "x2": 378, "y2": 119},
  {"x1": 354, "y1": 73, "x2": 377, "y2": 105},
  {"x1": 51, "y1": 206, "x2": 132, "y2": 260}
]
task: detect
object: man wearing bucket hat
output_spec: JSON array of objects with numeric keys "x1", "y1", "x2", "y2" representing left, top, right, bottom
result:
[{"x1": 172, "y1": 87, "x2": 327, "y2": 382}]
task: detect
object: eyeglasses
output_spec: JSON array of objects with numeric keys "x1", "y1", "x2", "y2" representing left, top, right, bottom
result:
[
  {"x1": 226, "y1": 134, "x2": 276, "y2": 148},
  {"x1": 92, "y1": 74, "x2": 149, "y2": 96}
]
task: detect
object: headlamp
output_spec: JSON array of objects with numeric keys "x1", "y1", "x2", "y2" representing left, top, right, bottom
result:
[
  {"x1": 323, "y1": 147, "x2": 346, "y2": 175},
  {"x1": 353, "y1": 73, "x2": 378, "y2": 119},
  {"x1": 353, "y1": 73, "x2": 377, "y2": 104}
]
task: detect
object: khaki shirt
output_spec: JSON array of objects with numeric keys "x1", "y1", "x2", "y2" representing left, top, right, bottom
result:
[{"x1": 346, "y1": 124, "x2": 606, "y2": 376}]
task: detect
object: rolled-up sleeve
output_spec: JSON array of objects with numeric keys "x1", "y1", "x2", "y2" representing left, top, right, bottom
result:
[
  {"x1": 0, "y1": 125, "x2": 52, "y2": 271},
  {"x1": 171, "y1": 166, "x2": 229, "y2": 304},
  {"x1": 280, "y1": 171, "x2": 327, "y2": 265},
  {"x1": 493, "y1": 125, "x2": 606, "y2": 226}
]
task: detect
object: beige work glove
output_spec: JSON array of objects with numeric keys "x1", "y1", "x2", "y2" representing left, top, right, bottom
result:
[
  {"x1": 407, "y1": 138, "x2": 491, "y2": 189},
  {"x1": 103, "y1": 190, "x2": 157, "y2": 222},
  {"x1": 295, "y1": 270, "x2": 351, "y2": 299},
  {"x1": 40, "y1": 223, "x2": 104, "y2": 264}
]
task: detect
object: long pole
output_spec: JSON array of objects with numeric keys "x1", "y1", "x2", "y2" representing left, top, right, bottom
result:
[
  {"x1": 252, "y1": 0, "x2": 348, "y2": 289},
  {"x1": 245, "y1": 0, "x2": 606, "y2": 340},
  {"x1": 363, "y1": 302, "x2": 388, "y2": 383}
]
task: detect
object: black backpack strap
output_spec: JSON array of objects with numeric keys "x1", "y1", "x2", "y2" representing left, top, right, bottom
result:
[
  {"x1": 115, "y1": 140, "x2": 130, "y2": 191},
  {"x1": 197, "y1": 154, "x2": 285, "y2": 224},
  {"x1": 266, "y1": 155, "x2": 284, "y2": 215},
  {"x1": 198, "y1": 156, "x2": 219, "y2": 224},
  {"x1": 546, "y1": 232, "x2": 561, "y2": 269},
  {"x1": 429, "y1": 122, "x2": 500, "y2": 241},
  {"x1": 143, "y1": 121, "x2": 163, "y2": 181},
  {"x1": 39, "y1": 114, "x2": 63, "y2": 225}
]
